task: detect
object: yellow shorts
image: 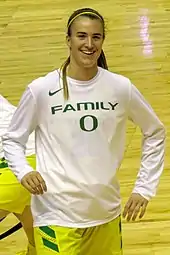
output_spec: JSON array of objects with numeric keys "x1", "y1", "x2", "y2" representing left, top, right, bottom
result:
[
  {"x1": 0, "y1": 155, "x2": 36, "y2": 214},
  {"x1": 34, "y1": 216, "x2": 123, "y2": 255}
]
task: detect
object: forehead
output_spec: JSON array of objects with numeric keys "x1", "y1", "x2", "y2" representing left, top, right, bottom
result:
[{"x1": 70, "y1": 16, "x2": 103, "y2": 34}]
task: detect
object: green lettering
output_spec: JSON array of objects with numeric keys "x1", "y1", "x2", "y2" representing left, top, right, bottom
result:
[
  {"x1": 80, "y1": 115, "x2": 98, "y2": 132},
  {"x1": 77, "y1": 102, "x2": 95, "y2": 111},
  {"x1": 100, "y1": 102, "x2": 110, "y2": 110},
  {"x1": 51, "y1": 105, "x2": 62, "y2": 114},
  {"x1": 63, "y1": 104, "x2": 76, "y2": 112},
  {"x1": 95, "y1": 102, "x2": 100, "y2": 110},
  {"x1": 109, "y1": 102, "x2": 118, "y2": 110}
]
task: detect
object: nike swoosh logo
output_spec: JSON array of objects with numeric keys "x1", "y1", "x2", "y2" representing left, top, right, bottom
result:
[{"x1": 49, "y1": 88, "x2": 63, "y2": 96}]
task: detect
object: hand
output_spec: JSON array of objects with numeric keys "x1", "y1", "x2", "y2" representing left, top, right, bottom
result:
[
  {"x1": 123, "y1": 193, "x2": 149, "y2": 221},
  {"x1": 21, "y1": 171, "x2": 47, "y2": 195}
]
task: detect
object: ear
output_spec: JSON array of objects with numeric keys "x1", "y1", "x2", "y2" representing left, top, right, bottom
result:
[{"x1": 66, "y1": 35, "x2": 71, "y2": 48}]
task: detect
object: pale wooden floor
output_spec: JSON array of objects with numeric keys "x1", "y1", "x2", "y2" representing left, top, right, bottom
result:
[{"x1": 0, "y1": 0, "x2": 170, "y2": 254}]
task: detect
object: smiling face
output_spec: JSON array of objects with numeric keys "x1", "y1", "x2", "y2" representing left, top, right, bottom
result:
[{"x1": 67, "y1": 16, "x2": 104, "y2": 70}]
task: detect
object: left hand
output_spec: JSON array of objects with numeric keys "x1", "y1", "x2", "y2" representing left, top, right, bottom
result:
[{"x1": 123, "y1": 193, "x2": 149, "y2": 221}]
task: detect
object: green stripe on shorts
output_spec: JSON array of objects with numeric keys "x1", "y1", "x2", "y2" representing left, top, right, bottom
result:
[
  {"x1": 39, "y1": 226, "x2": 56, "y2": 238},
  {"x1": 42, "y1": 238, "x2": 59, "y2": 252}
]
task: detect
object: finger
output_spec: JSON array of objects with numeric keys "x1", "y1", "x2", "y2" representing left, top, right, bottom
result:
[
  {"x1": 123, "y1": 199, "x2": 133, "y2": 218},
  {"x1": 139, "y1": 202, "x2": 148, "y2": 219},
  {"x1": 36, "y1": 173, "x2": 47, "y2": 192},
  {"x1": 26, "y1": 178, "x2": 41, "y2": 195},
  {"x1": 132, "y1": 203, "x2": 141, "y2": 221},
  {"x1": 126, "y1": 201, "x2": 140, "y2": 221},
  {"x1": 126, "y1": 207, "x2": 135, "y2": 221},
  {"x1": 31, "y1": 175, "x2": 44, "y2": 194},
  {"x1": 21, "y1": 180, "x2": 37, "y2": 194}
]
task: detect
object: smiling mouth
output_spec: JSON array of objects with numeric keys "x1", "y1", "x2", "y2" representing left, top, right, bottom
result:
[{"x1": 81, "y1": 50, "x2": 95, "y2": 55}]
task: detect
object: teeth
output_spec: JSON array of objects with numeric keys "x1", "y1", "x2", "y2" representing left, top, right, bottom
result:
[{"x1": 82, "y1": 51, "x2": 94, "y2": 55}]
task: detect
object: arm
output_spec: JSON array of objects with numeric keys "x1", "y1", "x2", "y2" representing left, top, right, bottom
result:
[
  {"x1": 2, "y1": 87, "x2": 37, "y2": 181},
  {"x1": 0, "y1": 95, "x2": 16, "y2": 158},
  {"x1": 123, "y1": 83, "x2": 165, "y2": 220},
  {"x1": 3, "y1": 87, "x2": 47, "y2": 194},
  {"x1": 129, "y1": 84, "x2": 165, "y2": 199}
]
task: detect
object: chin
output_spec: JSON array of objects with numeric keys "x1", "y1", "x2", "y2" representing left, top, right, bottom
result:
[{"x1": 81, "y1": 61, "x2": 97, "y2": 69}]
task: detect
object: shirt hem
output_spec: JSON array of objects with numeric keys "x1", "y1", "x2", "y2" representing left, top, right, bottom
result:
[{"x1": 33, "y1": 210, "x2": 121, "y2": 228}]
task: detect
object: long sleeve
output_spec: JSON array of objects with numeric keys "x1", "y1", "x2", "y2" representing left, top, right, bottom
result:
[
  {"x1": 0, "y1": 95, "x2": 16, "y2": 158},
  {"x1": 2, "y1": 87, "x2": 37, "y2": 182},
  {"x1": 128, "y1": 84, "x2": 166, "y2": 200}
]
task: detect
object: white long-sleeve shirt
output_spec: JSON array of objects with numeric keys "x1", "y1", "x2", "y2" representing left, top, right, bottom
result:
[
  {"x1": 0, "y1": 94, "x2": 35, "y2": 158},
  {"x1": 2, "y1": 67, "x2": 165, "y2": 227}
]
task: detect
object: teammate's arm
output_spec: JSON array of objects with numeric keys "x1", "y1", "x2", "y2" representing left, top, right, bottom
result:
[{"x1": 2, "y1": 88, "x2": 47, "y2": 195}]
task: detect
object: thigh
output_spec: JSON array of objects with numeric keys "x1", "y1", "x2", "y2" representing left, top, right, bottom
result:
[
  {"x1": 104, "y1": 216, "x2": 123, "y2": 255},
  {"x1": 0, "y1": 168, "x2": 30, "y2": 214},
  {"x1": 0, "y1": 155, "x2": 36, "y2": 214},
  {"x1": 34, "y1": 217, "x2": 123, "y2": 255},
  {"x1": 81, "y1": 216, "x2": 123, "y2": 255},
  {"x1": 34, "y1": 225, "x2": 83, "y2": 255}
]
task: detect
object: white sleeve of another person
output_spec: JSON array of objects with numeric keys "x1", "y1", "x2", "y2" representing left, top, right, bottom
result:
[
  {"x1": 2, "y1": 88, "x2": 37, "y2": 182},
  {"x1": 0, "y1": 95, "x2": 16, "y2": 158}
]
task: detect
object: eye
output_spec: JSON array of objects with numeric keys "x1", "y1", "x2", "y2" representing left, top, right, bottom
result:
[
  {"x1": 93, "y1": 35, "x2": 101, "y2": 40},
  {"x1": 77, "y1": 34, "x2": 86, "y2": 39}
]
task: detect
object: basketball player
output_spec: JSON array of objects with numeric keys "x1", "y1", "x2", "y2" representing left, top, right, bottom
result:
[
  {"x1": 3, "y1": 8, "x2": 165, "y2": 255},
  {"x1": 0, "y1": 95, "x2": 36, "y2": 254}
]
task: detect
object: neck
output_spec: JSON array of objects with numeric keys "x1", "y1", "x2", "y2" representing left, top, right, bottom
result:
[{"x1": 67, "y1": 62, "x2": 98, "y2": 81}]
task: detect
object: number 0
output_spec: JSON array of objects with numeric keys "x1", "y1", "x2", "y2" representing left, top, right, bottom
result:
[{"x1": 80, "y1": 115, "x2": 98, "y2": 132}]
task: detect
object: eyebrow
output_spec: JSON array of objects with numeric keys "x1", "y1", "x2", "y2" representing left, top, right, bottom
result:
[{"x1": 76, "y1": 32, "x2": 102, "y2": 36}]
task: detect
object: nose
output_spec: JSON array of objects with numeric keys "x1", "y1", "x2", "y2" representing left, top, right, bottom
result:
[{"x1": 86, "y1": 36, "x2": 93, "y2": 49}]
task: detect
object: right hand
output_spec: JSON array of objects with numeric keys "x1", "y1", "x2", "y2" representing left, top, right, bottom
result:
[{"x1": 21, "y1": 171, "x2": 47, "y2": 195}]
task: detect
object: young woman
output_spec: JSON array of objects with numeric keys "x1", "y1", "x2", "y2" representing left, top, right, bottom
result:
[
  {"x1": 0, "y1": 95, "x2": 36, "y2": 255},
  {"x1": 3, "y1": 8, "x2": 165, "y2": 255}
]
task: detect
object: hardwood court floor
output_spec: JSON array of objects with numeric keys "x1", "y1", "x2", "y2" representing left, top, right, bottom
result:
[{"x1": 0, "y1": 0, "x2": 170, "y2": 254}]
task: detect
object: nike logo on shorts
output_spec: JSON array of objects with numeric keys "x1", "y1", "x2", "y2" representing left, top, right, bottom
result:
[{"x1": 49, "y1": 88, "x2": 63, "y2": 96}]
